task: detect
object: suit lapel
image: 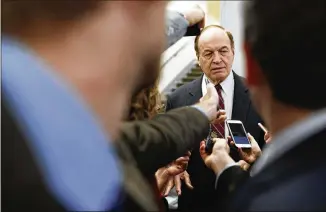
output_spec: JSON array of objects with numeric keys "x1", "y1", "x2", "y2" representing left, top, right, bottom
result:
[
  {"x1": 231, "y1": 72, "x2": 251, "y2": 124},
  {"x1": 187, "y1": 76, "x2": 204, "y2": 106},
  {"x1": 187, "y1": 73, "x2": 251, "y2": 124}
]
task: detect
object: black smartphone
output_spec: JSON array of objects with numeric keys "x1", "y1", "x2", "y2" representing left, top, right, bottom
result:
[
  {"x1": 205, "y1": 127, "x2": 214, "y2": 154},
  {"x1": 185, "y1": 24, "x2": 201, "y2": 36}
]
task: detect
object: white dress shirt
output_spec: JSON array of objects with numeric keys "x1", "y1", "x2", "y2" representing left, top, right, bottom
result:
[{"x1": 202, "y1": 71, "x2": 235, "y2": 137}]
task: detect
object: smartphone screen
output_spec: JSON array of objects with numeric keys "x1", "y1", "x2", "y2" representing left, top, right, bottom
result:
[{"x1": 227, "y1": 122, "x2": 251, "y2": 147}]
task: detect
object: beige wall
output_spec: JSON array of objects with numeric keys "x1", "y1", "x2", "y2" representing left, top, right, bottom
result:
[{"x1": 207, "y1": 1, "x2": 221, "y2": 23}]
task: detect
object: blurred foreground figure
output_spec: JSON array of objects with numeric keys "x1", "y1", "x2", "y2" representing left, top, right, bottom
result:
[
  {"x1": 2, "y1": 1, "x2": 209, "y2": 211},
  {"x1": 200, "y1": 0, "x2": 326, "y2": 211},
  {"x1": 2, "y1": 1, "x2": 166, "y2": 211}
]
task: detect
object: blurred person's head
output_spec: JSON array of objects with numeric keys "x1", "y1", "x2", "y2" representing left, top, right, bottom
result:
[
  {"x1": 195, "y1": 25, "x2": 235, "y2": 84},
  {"x1": 128, "y1": 79, "x2": 162, "y2": 121},
  {"x1": 244, "y1": 0, "x2": 326, "y2": 134},
  {"x1": 3, "y1": 1, "x2": 167, "y2": 139}
]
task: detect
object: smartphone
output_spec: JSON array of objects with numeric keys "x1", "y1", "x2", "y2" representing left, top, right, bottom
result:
[
  {"x1": 185, "y1": 24, "x2": 201, "y2": 36},
  {"x1": 226, "y1": 120, "x2": 251, "y2": 148},
  {"x1": 205, "y1": 126, "x2": 214, "y2": 154}
]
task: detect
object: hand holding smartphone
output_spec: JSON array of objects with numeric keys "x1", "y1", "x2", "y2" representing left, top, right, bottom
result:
[
  {"x1": 226, "y1": 120, "x2": 251, "y2": 148},
  {"x1": 205, "y1": 127, "x2": 214, "y2": 154}
]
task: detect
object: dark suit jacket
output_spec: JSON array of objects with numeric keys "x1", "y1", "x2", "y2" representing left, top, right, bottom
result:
[
  {"x1": 166, "y1": 72, "x2": 265, "y2": 211},
  {"x1": 216, "y1": 126, "x2": 326, "y2": 211},
  {"x1": 2, "y1": 97, "x2": 210, "y2": 211},
  {"x1": 2, "y1": 102, "x2": 66, "y2": 212}
]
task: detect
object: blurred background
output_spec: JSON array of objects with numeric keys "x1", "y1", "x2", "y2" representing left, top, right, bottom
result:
[{"x1": 160, "y1": 1, "x2": 244, "y2": 96}]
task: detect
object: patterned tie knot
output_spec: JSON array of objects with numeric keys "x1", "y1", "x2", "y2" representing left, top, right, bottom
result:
[
  {"x1": 215, "y1": 84, "x2": 223, "y2": 97},
  {"x1": 211, "y1": 83, "x2": 225, "y2": 138},
  {"x1": 215, "y1": 84, "x2": 222, "y2": 91}
]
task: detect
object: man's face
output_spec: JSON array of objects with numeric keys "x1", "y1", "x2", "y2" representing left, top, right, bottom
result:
[{"x1": 197, "y1": 27, "x2": 234, "y2": 84}]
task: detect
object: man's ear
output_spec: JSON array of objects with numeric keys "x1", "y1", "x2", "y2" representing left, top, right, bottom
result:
[
  {"x1": 244, "y1": 42, "x2": 263, "y2": 86},
  {"x1": 197, "y1": 56, "x2": 201, "y2": 67}
]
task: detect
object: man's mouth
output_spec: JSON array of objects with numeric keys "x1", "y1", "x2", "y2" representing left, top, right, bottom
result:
[{"x1": 211, "y1": 67, "x2": 225, "y2": 71}]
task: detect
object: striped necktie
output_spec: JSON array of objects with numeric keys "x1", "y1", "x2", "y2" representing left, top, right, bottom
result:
[{"x1": 212, "y1": 84, "x2": 225, "y2": 138}]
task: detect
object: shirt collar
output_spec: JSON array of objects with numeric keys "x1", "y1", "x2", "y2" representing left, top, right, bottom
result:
[
  {"x1": 2, "y1": 36, "x2": 122, "y2": 210},
  {"x1": 203, "y1": 71, "x2": 234, "y2": 97},
  {"x1": 251, "y1": 108, "x2": 326, "y2": 176}
]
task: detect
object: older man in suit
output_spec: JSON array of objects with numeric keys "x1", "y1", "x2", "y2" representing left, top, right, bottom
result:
[{"x1": 165, "y1": 25, "x2": 266, "y2": 211}]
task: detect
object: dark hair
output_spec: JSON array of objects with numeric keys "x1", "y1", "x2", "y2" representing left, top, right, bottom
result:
[
  {"x1": 194, "y1": 25, "x2": 235, "y2": 58},
  {"x1": 244, "y1": 0, "x2": 326, "y2": 109},
  {"x1": 2, "y1": 1, "x2": 100, "y2": 33}
]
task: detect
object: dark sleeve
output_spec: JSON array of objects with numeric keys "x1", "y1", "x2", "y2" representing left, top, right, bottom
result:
[
  {"x1": 165, "y1": 10, "x2": 189, "y2": 49},
  {"x1": 119, "y1": 107, "x2": 209, "y2": 175},
  {"x1": 215, "y1": 166, "x2": 250, "y2": 211}
]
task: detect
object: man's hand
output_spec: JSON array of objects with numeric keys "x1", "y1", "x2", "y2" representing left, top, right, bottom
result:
[
  {"x1": 180, "y1": 4, "x2": 205, "y2": 28},
  {"x1": 199, "y1": 138, "x2": 229, "y2": 169},
  {"x1": 258, "y1": 122, "x2": 272, "y2": 143},
  {"x1": 199, "y1": 138, "x2": 234, "y2": 175},
  {"x1": 264, "y1": 131, "x2": 272, "y2": 143},
  {"x1": 213, "y1": 109, "x2": 227, "y2": 124},
  {"x1": 195, "y1": 83, "x2": 219, "y2": 121},
  {"x1": 162, "y1": 170, "x2": 193, "y2": 196},
  {"x1": 237, "y1": 160, "x2": 251, "y2": 171},
  {"x1": 229, "y1": 133, "x2": 262, "y2": 164},
  {"x1": 155, "y1": 152, "x2": 191, "y2": 195}
]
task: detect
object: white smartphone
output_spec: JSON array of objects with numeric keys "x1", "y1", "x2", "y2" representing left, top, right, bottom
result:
[
  {"x1": 226, "y1": 120, "x2": 251, "y2": 148},
  {"x1": 258, "y1": 122, "x2": 268, "y2": 133}
]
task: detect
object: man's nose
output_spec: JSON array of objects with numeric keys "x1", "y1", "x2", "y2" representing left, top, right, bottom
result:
[{"x1": 213, "y1": 52, "x2": 222, "y2": 63}]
